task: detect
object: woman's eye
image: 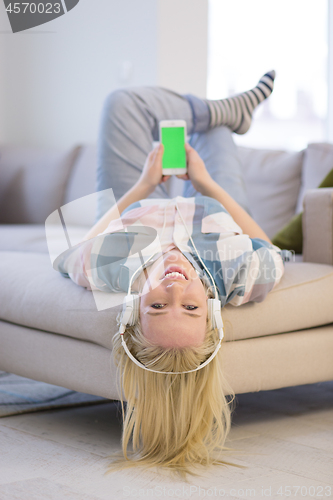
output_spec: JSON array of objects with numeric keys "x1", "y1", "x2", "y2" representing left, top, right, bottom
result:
[{"x1": 151, "y1": 304, "x2": 198, "y2": 310}]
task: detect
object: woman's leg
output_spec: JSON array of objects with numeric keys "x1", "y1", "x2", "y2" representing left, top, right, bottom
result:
[
  {"x1": 181, "y1": 118, "x2": 251, "y2": 214},
  {"x1": 95, "y1": 87, "x2": 208, "y2": 222},
  {"x1": 96, "y1": 74, "x2": 274, "y2": 221}
]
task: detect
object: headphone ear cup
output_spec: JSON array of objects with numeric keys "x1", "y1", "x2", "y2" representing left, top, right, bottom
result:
[{"x1": 207, "y1": 298, "x2": 222, "y2": 330}]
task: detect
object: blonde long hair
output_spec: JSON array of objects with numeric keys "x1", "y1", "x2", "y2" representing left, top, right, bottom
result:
[{"x1": 105, "y1": 280, "x2": 240, "y2": 479}]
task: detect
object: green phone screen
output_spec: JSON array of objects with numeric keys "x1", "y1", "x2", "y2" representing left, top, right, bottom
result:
[{"x1": 161, "y1": 127, "x2": 186, "y2": 170}]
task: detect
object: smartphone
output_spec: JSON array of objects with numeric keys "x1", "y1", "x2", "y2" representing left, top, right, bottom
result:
[{"x1": 159, "y1": 120, "x2": 187, "y2": 175}]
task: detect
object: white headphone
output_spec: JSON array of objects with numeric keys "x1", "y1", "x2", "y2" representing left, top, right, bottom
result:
[{"x1": 117, "y1": 198, "x2": 224, "y2": 374}]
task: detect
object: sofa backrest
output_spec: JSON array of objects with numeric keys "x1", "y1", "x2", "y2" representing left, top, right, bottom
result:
[
  {"x1": 61, "y1": 144, "x2": 306, "y2": 235},
  {"x1": 62, "y1": 145, "x2": 98, "y2": 227},
  {"x1": 238, "y1": 146, "x2": 305, "y2": 238},
  {"x1": 2, "y1": 142, "x2": 333, "y2": 239},
  {"x1": 167, "y1": 146, "x2": 305, "y2": 239},
  {"x1": 0, "y1": 145, "x2": 81, "y2": 224}
]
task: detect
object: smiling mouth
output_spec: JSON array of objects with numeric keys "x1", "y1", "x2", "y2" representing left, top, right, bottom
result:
[{"x1": 160, "y1": 266, "x2": 188, "y2": 281}]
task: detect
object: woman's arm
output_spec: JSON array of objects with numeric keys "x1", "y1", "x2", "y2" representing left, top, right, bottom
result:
[
  {"x1": 178, "y1": 143, "x2": 272, "y2": 243},
  {"x1": 81, "y1": 144, "x2": 169, "y2": 242},
  {"x1": 81, "y1": 181, "x2": 153, "y2": 242}
]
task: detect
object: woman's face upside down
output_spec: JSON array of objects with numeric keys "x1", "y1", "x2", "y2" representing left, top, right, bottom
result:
[{"x1": 136, "y1": 248, "x2": 208, "y2": 348}]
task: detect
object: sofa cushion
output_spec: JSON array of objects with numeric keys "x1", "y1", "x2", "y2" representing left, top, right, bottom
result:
[
  {"x1": 222, "y1": 261, "x2": 333, "y2": 340},
  {"x1": 296, "y1": 142, "x2": 333, "y2": 213},
  {"x1": 0, "y1": 224, "x2": 89, "y2": 253},
  {"x1": 0, "y1": 252, "x2": 332, "y2": 350},
  {"x1": 0, "y1": 146, "x2": 81, "y2": 224},
  {"x1": 237, "y1": 146, "x2": 304, "y2": 239}
]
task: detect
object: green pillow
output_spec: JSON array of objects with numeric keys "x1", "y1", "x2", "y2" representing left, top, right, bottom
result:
[{"x1": 271, "y1": 168, "x2": 333, "y2": 254}]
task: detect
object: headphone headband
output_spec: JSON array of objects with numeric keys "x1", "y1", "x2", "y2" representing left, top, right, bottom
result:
[{"x1": 120, "y1": 333, "x2": 222, "y2": 375}]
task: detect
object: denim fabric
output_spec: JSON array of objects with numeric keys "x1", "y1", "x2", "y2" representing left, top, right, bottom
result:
[{"x1": 95, "y1": 87, "x2": 250, "y2": 223}]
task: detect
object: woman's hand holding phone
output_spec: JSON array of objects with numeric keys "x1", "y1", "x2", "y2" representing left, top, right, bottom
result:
[
  {"x1": 138, "y1": 142, "x2": 213, "y2": 196},
  {"x1": 176, "y1": 143, "x2": 214, "y2": 193},
  {"x1": 138, "y1": 143, "x2": 170, "y2": 192}
]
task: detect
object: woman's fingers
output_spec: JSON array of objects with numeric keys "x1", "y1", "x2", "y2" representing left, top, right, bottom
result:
[
  {"x1": 150, "y1": 143, "x2": 163, "y2": 159},
  {"x1": 157, "y1": 143, "x2": 164, "y2": 156}
]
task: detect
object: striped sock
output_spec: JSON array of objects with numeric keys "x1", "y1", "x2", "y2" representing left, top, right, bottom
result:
[{"x1": 204, "y1": 70, "x2": 276, "y2": 134}]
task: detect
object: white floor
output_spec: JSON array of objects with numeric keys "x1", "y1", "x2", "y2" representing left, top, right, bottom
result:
[{"x1": 0, "y1": 382, "x2": 332, "y2": 500}]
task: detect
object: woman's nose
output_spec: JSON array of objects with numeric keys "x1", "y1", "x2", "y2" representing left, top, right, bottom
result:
[{"x1": 165, "y1": 280, "x2": 187, "y2": 290}]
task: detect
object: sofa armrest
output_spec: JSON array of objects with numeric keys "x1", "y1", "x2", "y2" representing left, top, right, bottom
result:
[{"x1": 302, "y1": 188, "x2": 333, "y2": 265}]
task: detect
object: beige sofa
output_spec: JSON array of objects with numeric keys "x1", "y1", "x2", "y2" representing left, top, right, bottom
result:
[{"x1": 0, "y1": 142, "x2": 332, "y2": 398}]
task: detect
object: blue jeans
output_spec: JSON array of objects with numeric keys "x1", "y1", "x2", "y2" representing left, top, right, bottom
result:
[{"x1": 95, "y1": 87, "x2": 250, "y2": 223}]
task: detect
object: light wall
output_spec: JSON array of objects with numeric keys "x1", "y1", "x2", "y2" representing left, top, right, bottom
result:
[
  {"x1": 0, "y1": 0, "x2": 208, "y2": 149},
  {"x1": 157, "y1": 0, "x2": 208, "y2": 96}
]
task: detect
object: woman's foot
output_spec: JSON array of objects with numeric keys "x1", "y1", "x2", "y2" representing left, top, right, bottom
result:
[{"x1": 205, "y1": 70, "x2": 276, "y2": 134}]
